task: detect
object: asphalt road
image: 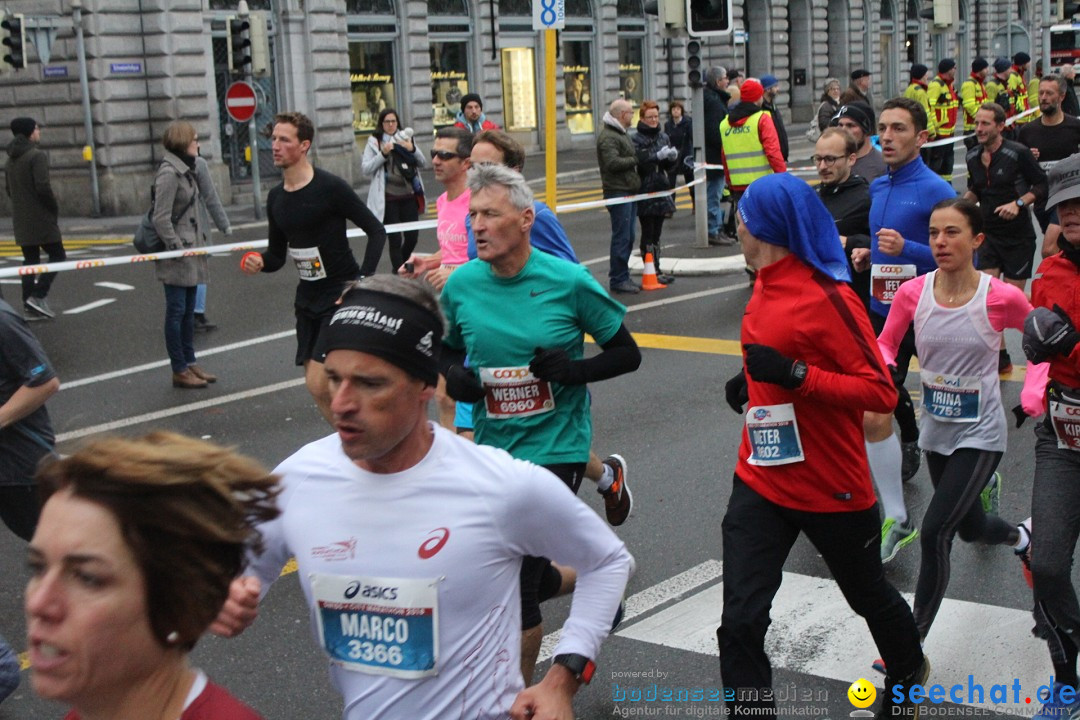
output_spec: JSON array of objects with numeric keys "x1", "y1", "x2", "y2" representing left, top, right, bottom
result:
[{"x1": 0, "y1": 195, "x2": 1056, "y2": 720}]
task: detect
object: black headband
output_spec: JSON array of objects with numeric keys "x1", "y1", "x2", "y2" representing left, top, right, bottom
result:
[{"x1": 320, "y1": 289, "x2": 442, "y2": 385}]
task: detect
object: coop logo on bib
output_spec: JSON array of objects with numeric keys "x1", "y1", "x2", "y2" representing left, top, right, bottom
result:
[
  {"x1": 479, "y1": 366, "x2": 555, "y2": 419},
  {"x1": 310, "y1": 573, "x2": 439, "y2": 679},
  {"x1": 871, "y1": 264, "x2": 916, "y2": 304}
]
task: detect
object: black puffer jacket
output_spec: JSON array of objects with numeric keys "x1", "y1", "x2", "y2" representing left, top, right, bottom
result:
[{"x1": 631, "y1": 122, "x2": 677, "y2": 217}]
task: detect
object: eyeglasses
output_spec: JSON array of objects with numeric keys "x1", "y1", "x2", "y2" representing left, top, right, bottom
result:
[
  {"x1": 812, "y1": 154, "x2": 844, "y2": 166},
  {"x1": 383, "y1": 118, "x2": 398, "y2": 124},
  {"x1": 431, "y1": 149, "x2": 467, "y2": 161}
]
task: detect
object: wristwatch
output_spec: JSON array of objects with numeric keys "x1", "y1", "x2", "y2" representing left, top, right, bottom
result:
[
  {"x1": 552, "y1": 653, "x2": 596, "y2": 684},
  {"x1": 1016, "y1": 198, "x2": 1026, "y2": 208},
  {"x1": 791, "y1": 360, "x2": 809, "y2": 388}
]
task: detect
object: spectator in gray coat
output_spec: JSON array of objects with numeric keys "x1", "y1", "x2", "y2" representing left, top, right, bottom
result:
[
  {"x1": 193, "y1": 153, "x2": 231, "y2": 332},
  {"x1": 152, "y1": 122, "x2": 215, "y2": 390},
  {"x1": 5, "y1": 118, "x2": 64, "y2": 321}
]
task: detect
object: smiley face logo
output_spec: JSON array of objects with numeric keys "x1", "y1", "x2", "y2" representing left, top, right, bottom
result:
[{"x1": 848, "y1": 678, "x2": 876, "y2": 709}]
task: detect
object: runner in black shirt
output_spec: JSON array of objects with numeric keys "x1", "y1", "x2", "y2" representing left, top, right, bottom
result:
[{"x1": 242, "y1": 112, "x2": 387, "y2": 422}]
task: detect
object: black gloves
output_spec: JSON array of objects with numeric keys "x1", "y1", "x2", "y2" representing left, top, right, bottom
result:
[
  {"x1": 529, "y1": 347, "x2": 583, "y2": 385},
  {"x1": 1023, "y1": 305, "x2": 1080, "y2": 364},
  {"x1": 1011, "y1": 403, "x2": 1029, "y2": 429},
  {"x1": 444, "y1": 364, "x2": 485, "y2": 403},
  {"x1": 743, "y1": 344, "x2": 807, "y2": 390},
  {"x1": 725, "y1": 370, "x2": 748, "y2": 413}
]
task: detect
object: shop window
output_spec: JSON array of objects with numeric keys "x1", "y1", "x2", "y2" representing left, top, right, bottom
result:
[
  {"x1": 563, "y1": 40, "x2": 594, "y2": 134},
  {"x1": 619, "y1": 37, "x2": 644, "y2": 122},
  {"x1": 501, "y1": 47, "x2": 538, "y2": 130},
  {"x1": 431, "y1": 0, "x2": 469, "y2": 13},
  {"x1": 432, "y1": 42, "x2": 471, "y2": 129},
  {"x1": 346, "y1": 0, "x2": 395, "y2": 12},
  {"x1": 617, "y1": 0, "x2": 643, "y2": 15},
  {"x1": 499, "y1": 0, "x2": 531, "y2": 15},
  {"x1": 349, "y1": 41, "x2": 396, "y2": 143},
  {"x1": 209, "y1": 0, "x2": 272, "y2": 8}
]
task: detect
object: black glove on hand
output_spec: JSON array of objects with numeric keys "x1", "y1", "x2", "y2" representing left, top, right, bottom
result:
[
  {"x1": 1011, "y1": 403, "x2": 1029, "y2": 429},
  {"x1": 743, "y1": 343, "x2": 807, "y2": 390},
  {"x1": 529, "y1": 347, "x2": 581, "y2": 385},
  {"x1": 725, "y1": 370, "x2": 749, "y2": 414},
  {"x1": 1023, "y1": 305, "x2": 1080, "y2": 364},
  {"x1": 444, "y1": 364, "x2": 485, "y2": 403}
]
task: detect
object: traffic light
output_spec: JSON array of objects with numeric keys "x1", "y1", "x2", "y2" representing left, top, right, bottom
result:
[
  {"x1": 687, "y1": 39, "x2": 703, "y2": 87},
  {"x1": 227, "y1": 15, "x2": 251, "y2": 74},
  {"x1": 687, "y1": 0, "x2": 732, "y2": 37},
  {"x1": 643, "y1": 0, "x2": 686, "y2": 37},
  {"x1": 249, "y1": 11, "x2": 270, "y2": 76},
  {"x1": 1, "y1": 12, "x2": 26, "y2": 70}
]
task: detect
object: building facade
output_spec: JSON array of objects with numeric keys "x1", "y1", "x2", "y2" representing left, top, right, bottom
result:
[{"x1": 0, "y1": 0, "x2": 1053, "y2": 216}]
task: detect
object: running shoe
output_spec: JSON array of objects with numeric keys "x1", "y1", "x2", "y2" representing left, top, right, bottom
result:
[
  {"x1": 881, "y1": 518, "x2": 919, "y2": 564},
  {"x1": 999, "y1": 349, "x2": 1014, "y2": 376},
  {"x1": 872, "y1": 657, "x2": 886, "y2": 675},
  {"x1": 599, "y1": 454, "x2": 632, "y2": 526},
  {"x1": 1032, "y1": 681, "x2": 1080, "y2": 719},
  {"x1": 877, "y1": 655, "x2": 931, "y2": 719},
  {"x1": 21, "y1": 304, "x2": 46, "y2": 322},
  {"x1": 1017, "y1": 517, "x2": 1033, "y2": 589},
  {"x1": 980, "y1": 472, "x2": 1002, "y2": 515},
  {"x1": 901, "y1": 441, "x2": 921, "y2": 483},
  {"x1": 24, "y1": 297, "x2": 55, "y2": 319}
]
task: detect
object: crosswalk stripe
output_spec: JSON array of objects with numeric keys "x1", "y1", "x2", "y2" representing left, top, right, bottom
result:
[{"x1": 617, "y1": 561, "x2": 1048, "y2": 715}]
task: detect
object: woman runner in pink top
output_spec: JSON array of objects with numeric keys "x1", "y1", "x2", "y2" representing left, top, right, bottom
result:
[{"x1": 877, "y1": 198, "x2": 1036, "y2": 643}]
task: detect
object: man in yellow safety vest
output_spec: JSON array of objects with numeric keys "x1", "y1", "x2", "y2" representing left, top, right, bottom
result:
[
  {"x1": 960, "y1": 57, "x2": 989, "y2": 148},
  {"x1": 927, "y1": 58, "x2": 959, "y2": 180}
]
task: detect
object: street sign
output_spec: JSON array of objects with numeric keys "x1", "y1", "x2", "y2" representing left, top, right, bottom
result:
[
  {"x1": 225, "y1": 80, "x2": 257, "y2": 123},
  {"x1": 532, "y1": 0, "x2": 565, "y2": 30}
]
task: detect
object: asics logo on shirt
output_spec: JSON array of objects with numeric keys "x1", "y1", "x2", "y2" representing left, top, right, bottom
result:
[{"x1": 418, "y1": 527, "x2": 451, "y2": 559}]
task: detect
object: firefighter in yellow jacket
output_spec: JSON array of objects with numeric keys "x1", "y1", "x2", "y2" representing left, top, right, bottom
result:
[
  {"x1": 1009, "y1": 51, "x2": 1033, "y2": 125},
  {"x1": 960, "y1": 57, "x2": 989, "y2": 148},
  {"x1": 1028, "y1": 58, "x2": 1043, "y2": 121},
  {"x1": 905, "y1": 63, "x2": 937, "y2": 166},
  {"x1": 927, "y1": 58, "x2": 959, "y2": 180}
]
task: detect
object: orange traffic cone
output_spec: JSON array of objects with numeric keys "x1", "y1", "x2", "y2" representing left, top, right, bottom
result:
[{"x1": 641, "y1": 251, "x2": 667, "y2": 291}]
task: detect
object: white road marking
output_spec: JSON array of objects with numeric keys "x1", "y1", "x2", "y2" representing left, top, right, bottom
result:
[
  {"x1": 56, "y1": 378, "x2": 306, "y2": 442},
  {"x1": 63, "y1": 298, "x2": 116, "y2": 314},
  {"x1": 94, "y1": 281, "x2": 135, "y2": 291},
  {"x1": 60, "y1": 330, "x2": 294, "y2": 390},
  {"x1": 626, "y1": 284, "x2": 747, "y2": 313},
  {"x1": 617, "y1": 562, "x2": 1048, "y2": 714},
  {"x1": 537, "y1": 560, "x2": 724, "y2": 662}
]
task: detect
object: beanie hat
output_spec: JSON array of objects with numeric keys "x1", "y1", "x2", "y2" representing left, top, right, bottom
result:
[
  {"x1": 829, "y1": 102, "x2": 875, "y2": 136},
  {"x1": 938, "y1": 58, "x2": 956, "y2": 74},
  {"x1": 740, "y1": 79, "x2": 764, "y2": 103},
  {"x1": 760, "y1": 74, "x2": 778, "y2": 89},
  {"x1": 993, "y1": 57, "x2": 1012, "y2": 73},
  {"x1": 459, "y1": 93, "x2": 483, "y2": 110},
  {"x1": 10, "y1": 117, "x2": 36, "y2": 138},
  {"x1": 972, "y1": 57, "x2": 989, "y2": 72},
  {"x1": 910, "y1": 63, "x2": 929, "y2": 80},
  {"x1": 1013, "y1": 51, "x2": 1031, "y2": 65},
  {"x1": 851, "y1": 69, "x2": 871, "y2": 80}
]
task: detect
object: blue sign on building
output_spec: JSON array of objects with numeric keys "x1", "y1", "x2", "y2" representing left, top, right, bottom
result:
[
  {"x1": 43, "y1": 66, "x2": 69, "y2": 78},
  {"x1": 109, "y1": 62, "x2": 143, "y2": 74}
]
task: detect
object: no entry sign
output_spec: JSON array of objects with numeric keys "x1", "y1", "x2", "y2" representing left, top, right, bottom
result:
[{"x1": 225, "y1": 81, "x2": 257, "y2": 123}]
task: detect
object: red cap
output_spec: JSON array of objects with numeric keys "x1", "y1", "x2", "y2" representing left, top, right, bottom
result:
[{"x1": 741, "y1": 79, "x2": 764, "y2": 103}]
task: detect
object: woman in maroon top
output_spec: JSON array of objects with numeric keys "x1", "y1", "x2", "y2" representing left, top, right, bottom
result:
[{"x1": 24, "y1": 433, "x2": 279, "y2": 720}]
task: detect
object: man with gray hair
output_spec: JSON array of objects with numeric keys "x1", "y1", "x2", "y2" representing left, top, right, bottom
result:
[
  {"x1": 440, "y1": 163, "x2": 642, "y2": 684},
  {"x1": 704, "y1": 66, "x2": 735, "y2": 244},
  {"x1": 597, "y1": 98, "x2": 642, "y2": 293}
]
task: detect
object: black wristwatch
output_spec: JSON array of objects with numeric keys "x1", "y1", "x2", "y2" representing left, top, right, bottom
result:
[
  {"x1": 1016, "y1": 197, "x2": 1026, "y2": 208},
  {"x1": 553, "y1": 653, "x2": 596, "y2": 684},
  {"x1": 791, "y1": 360, "x2": 808, "y2": 388}
]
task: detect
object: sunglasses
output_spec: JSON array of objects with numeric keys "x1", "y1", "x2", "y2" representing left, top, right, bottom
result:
[{"x1": 431, "y1": 149, "x2": 467, "y2": 161}]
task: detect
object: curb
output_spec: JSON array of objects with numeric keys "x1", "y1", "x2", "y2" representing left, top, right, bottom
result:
[{"x1": 627, "y1": 253, "x2": 746, "y2": 277}]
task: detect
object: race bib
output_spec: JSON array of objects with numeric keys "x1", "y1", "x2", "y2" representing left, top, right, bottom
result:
[
  {"x1": 745, "y1": 404, "x2": 805, "y2": 466},
  {"x1": 290, "y1": 246, "x2": 327, "y2": 281},
  {"x1": 310, "y1": 574, "x2": 438, "y2": 678},
  {"x1": 871, "y1": 264, "x2": 917, "y2": 304},
  {"x1": 479, "y1": 366, "x2": 555, "y2": 419},
  {"x1": 920, "y1": 370, "x2": 981, "y2": 423},
  {"x1": 1050, "y1": 399, "x2": 1080, "y2": 451}
]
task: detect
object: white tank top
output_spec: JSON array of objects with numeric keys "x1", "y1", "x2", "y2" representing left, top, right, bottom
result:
[{"x1": 913, "y1": 271, "x2": 1006, "y2": 454}]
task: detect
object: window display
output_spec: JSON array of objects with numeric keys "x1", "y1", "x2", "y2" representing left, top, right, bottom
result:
[
  {"x1": 431, "y1": 42, "x2": 471, "y2": 130},
  {"x1": 349, "y1": 41, "x2": 396, "y2": 143},
  {"x1": 563, "y1": 40, "x2": 593, "y2": 134},
  {"x1": 501, "y1": 47, "x2": 538, "y2": 131}
]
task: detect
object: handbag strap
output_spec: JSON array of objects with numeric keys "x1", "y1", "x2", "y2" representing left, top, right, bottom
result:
[{"x1": 148, "y1": 173, "x2": 198, "y2": 223}]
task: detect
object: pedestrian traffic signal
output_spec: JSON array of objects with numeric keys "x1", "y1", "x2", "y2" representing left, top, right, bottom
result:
[
  {"x1": 687, "y1": 40, "x2": 703, "y2": 87},
  {"x1": 643, "y1": 0, "x2": 686, "y2": 36},
  {"x1": 248, "y1": 11, "x2": 270, "y2": 76},
  {"x1": 227, "y1": 16, "x2": 251, "y2": 74},
  {"x1": 687, "y1": 0, "x2": 732, "y2": 37},
  {"x1": 1, "y1": 12, "x2": 27, "y2": 70}
]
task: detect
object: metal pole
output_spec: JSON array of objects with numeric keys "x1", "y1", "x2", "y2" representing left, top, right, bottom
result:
[
  {"x1": 544, "y1": 28, "x2": 557, "y2": 213},
  {"x1": 691, "y1": 80, "x2": 707, "y2": 248},
  {"x1": 71, "y1": 0, "x2": 100, "y2": 216},
  {"x1": 1007, "y1": 0, "x2": 1013, "y2": 61},
  {"x1": 238, "y1": 1, "x2": 262, "y2": 220}
]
